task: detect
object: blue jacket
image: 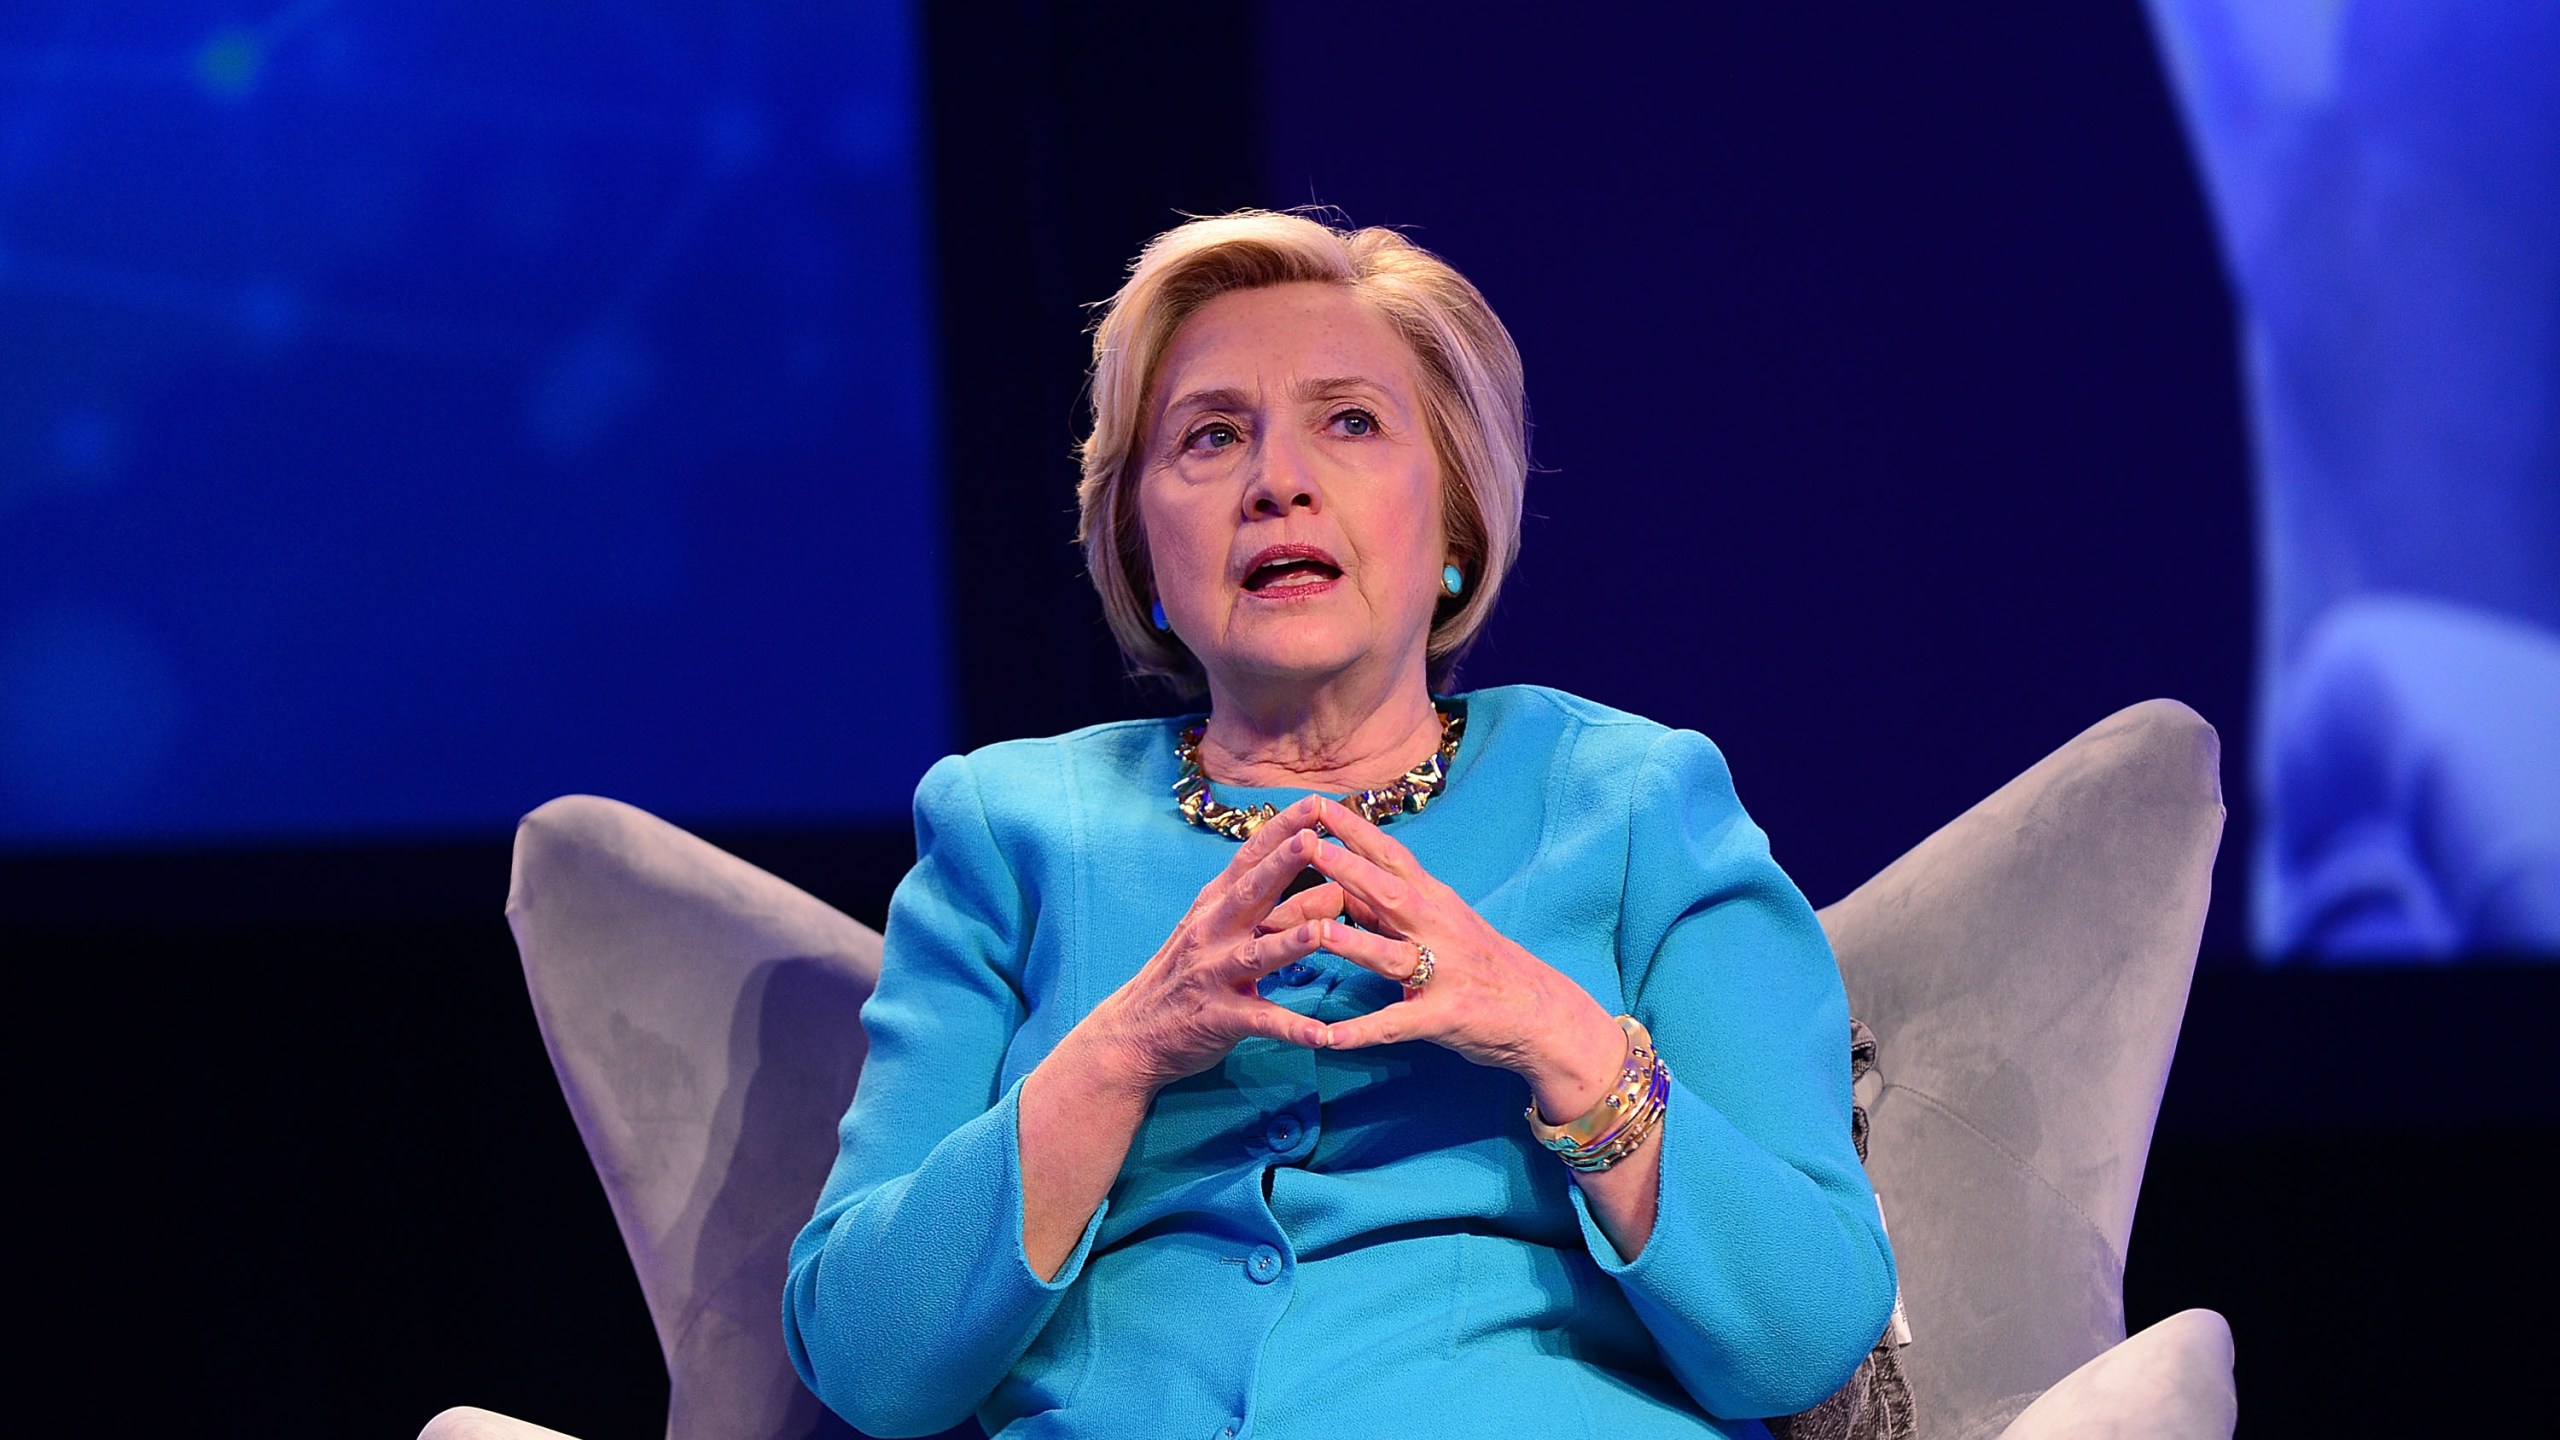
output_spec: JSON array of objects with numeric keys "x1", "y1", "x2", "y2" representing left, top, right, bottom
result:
[{"x1": 785, "y1": 685, "x2": 1897, "y2": 1438}]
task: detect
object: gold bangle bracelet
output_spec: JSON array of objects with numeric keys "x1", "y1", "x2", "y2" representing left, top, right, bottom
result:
[
  {"x1": 1558, "y1": 1055, "x2": 1671, "y2": 1171},
  {"x1": 1523, "y1": 1014, "x2": 1649, "y2": 1150},
  {"x1": 1525, "y1": 1015, "x2": 1667, "y2": 1165},
  {"x1": 1559, "y1": 1057, "x2": 1659, "y2": 1156}
]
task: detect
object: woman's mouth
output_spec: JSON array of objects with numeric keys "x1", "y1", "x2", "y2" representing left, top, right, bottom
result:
[{"x1": 1242, "y1": 546, "x2": 1343, "y2": 595}]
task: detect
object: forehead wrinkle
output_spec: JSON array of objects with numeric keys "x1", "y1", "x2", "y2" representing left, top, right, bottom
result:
[
  {"x1": 1164, "y1": 374, "x2": 1396, "y2": 417},
  {"x1": 1293, "y1": 373, "x2": 1398, "y2": 403},
  {"x1": 1147, "y1": 296, "x2": 1419, "y2": 439}
]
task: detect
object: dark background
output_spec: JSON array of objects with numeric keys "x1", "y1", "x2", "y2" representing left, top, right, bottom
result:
[{"x1": 10, "y1": 3, "x2": 2551, "y2": 1436}]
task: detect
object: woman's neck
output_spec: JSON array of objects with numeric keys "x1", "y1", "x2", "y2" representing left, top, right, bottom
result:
[{"x1": 1195, "y1": 665, "x2": 1442, "y2": 792}]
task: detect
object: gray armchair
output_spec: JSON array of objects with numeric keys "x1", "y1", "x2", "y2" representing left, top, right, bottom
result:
[{"x1": 422, "y1": 699, "x2": 2235, "y2": 1440}]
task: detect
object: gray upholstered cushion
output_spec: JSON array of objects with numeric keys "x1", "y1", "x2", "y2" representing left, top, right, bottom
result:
[
  {"x1": 1816, "y1": 700, "x2": 2227, "y2": 1439},
  {"x1": 505, "y1": 796, "x2": 883, "y2": 1440}
]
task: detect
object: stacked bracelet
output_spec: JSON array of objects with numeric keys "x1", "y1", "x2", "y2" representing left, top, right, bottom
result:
[{"x1": 1523, "y1": 1015, "x2": 1672, "y2": 1172}]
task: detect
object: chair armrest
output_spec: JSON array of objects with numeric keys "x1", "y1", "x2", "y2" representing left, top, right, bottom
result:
[
  {"x1": 417, "y1": 1406, "x2": 586, "y2": 1440},
  {"x1": 1817, "y1": 701, "x2": 2224, "y2": 1436},
  {"x1": 1995, "y1": 1310, "x2": 2237, "y2": 1440},
  {"x1": 505, "y1": 795, "x2": 884, "y2": 1440}
]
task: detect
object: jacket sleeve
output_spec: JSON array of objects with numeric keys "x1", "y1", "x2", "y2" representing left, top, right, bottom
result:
[
  {"x1": 782, "y1": 753, "x2": 1109, "y2": 1438},
  {"x1": 1567, "y1": 727, "x2": 1899, "y2": 1420}
]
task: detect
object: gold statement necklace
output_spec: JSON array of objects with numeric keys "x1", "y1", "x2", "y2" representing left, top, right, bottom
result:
[{"x1": 1173, "y1": 705, "x2": 1466, "y2": 841}]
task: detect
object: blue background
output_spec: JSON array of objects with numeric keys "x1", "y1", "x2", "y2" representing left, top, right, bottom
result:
[
  {"x1": 0, "y1": 0, "x2": 946, "y2": 846},
  {"x1": 2150, "y1": 1, "x2": 2560, "y2": 961},
  {"x1": 1, "y1": 0, "x2": 2550, "y2": 946}
]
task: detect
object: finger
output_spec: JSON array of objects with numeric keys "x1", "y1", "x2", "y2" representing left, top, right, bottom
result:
[
  {"x1": 1233, "y1": 997, "x2": 1329, "y2": 1050},
  {"x1": 1223, "y1": 794, "x2": 1329, "y2": 875},
  {"x1": 1212, "y1": 827, "x2": 1328, "y2": 930},
  {"x1": 1179, "y1": 805, "x2": 1317, "y2": 927},
  {"x1": 1258, "y1": 880, "x2": 1347, "y2": 933},
  {"x1": 1315, "y1": 796, "x2": 1424, "y2": 879},
  {"x1": 1234, "y1": 918, "x2": 1328, "y2": 979},
  {"x1": 1304, "y1": 841, "x2": 1415, "y2": 931},
  {"x1": 1315, "y1": 918, "x2": 1428, "y2": 984},
  {"x1": 1319, "y1": 1005, "x2": 1422, "y2": 1051},
  {"x1": 1335, "y1": 886, "x2": 1389, "y2": 933}
]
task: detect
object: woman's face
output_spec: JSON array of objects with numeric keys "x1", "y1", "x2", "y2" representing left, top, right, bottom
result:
[{"x1": 1138, "y1": 282, "x2": 1447, "y2": 699}]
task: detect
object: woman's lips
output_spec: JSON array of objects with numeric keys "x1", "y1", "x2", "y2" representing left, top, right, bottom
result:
[
  {"x1": 1241, "y1": 545, "x2": 1344, "y2": 595},
  {"x1": 1244, "y1": 559, "x2": 1341, "y2": 593}
]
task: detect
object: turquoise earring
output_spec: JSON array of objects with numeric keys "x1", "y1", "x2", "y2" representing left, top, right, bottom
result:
[
  {"x1": 1151, "y1": 599, "x2": 1170, "y2": 632},
  {"x1": 1441, "y1": 563, "x2": 1465, "y2": 598}
]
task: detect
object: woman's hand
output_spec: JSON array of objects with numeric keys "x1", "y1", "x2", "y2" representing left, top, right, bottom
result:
[
  {"x1": 1298, "y1": 796, "x2": 1661, "y2": 1258},
  {"x1": 1021, "y1": 795, "x2": 1347, "y2": 1278},
  {"x1": 1077, "y1": 794, "x2": 1343, "y2": 1097},
  {"x1": 1300, "y1": 797, "x2": 1628, "y2": 1124}
]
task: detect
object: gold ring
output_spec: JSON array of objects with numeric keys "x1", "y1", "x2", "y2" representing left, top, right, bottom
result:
[{"x1": 1406, "y1": 944, "x2": 1436, "y2": 992}]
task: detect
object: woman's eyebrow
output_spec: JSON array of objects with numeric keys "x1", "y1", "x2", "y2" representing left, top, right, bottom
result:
[{"x1": 1161, "y1": 385, "x2": 1252, "y2": 420}]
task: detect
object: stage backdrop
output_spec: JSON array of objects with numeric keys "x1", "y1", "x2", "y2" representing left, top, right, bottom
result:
[
  {"x1": 0, "y1": 0, "x2": 947, "y2": 847},
  {"x1": 2149, "y1": 1, "x2": 2560, "y2": 963},
  {"x1": 1258, "y1": 3, "x2": 2262, "y2": 951},
  {"x1": 1260, "y1": 1, "x2": 2557, "y2": 965}
]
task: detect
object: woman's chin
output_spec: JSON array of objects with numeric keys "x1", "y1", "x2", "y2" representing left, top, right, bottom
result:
[{"x1": 1208, "y1": 630, "x2": 1386, "y2": 692}]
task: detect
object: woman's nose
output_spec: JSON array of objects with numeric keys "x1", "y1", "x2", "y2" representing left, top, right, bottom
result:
[{"x1": 1242, "y1": 432, "x2": 1322, "y2": 516}]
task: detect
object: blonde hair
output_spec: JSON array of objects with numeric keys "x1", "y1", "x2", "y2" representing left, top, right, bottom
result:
[{"x1": 1076, "y1": 210, "x2": 1528, "y2": 694}]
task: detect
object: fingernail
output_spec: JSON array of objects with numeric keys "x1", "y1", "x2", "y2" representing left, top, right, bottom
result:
[{"x1": 1317, "y1": 1024, "x2": 1334, "y2": 1048}]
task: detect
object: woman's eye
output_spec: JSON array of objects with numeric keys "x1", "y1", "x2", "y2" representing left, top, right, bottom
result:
[
  {"x1": 1332, "y1": 409, "x2": 1378, "y2": 437},
  {"x1": 1186, "y1": 422, "x2": 1240, "y2": 451}
]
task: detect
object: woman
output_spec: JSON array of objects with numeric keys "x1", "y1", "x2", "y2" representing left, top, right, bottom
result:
[{"x1": 784, "y1": 211, "x2": 1897, "y2": 1439}]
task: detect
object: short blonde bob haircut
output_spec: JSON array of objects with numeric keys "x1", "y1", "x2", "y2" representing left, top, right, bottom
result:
[{"x1": 1076, "y1": 210, "x2": 1528, "y2": 696}]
